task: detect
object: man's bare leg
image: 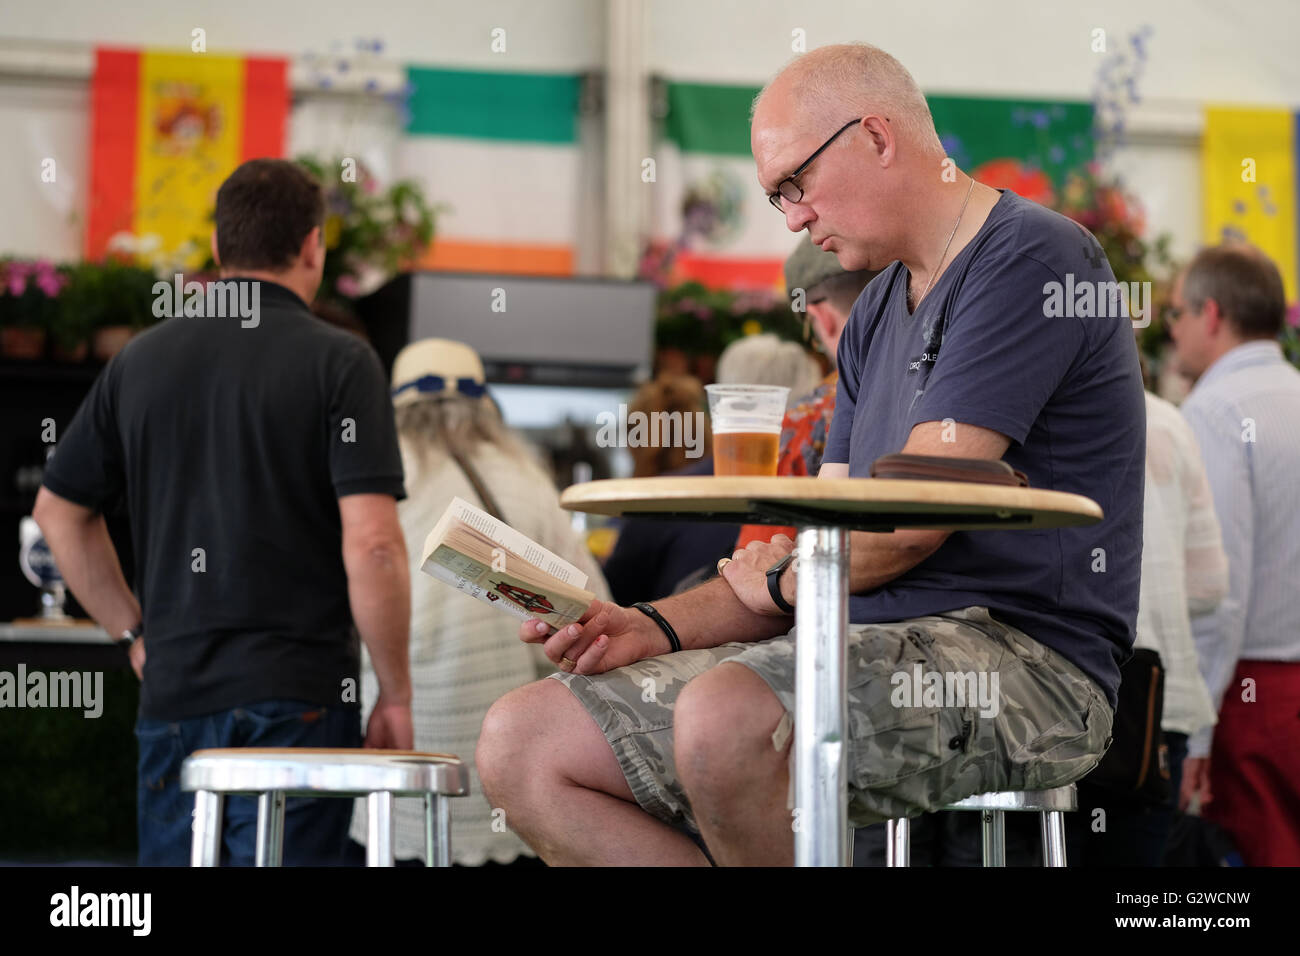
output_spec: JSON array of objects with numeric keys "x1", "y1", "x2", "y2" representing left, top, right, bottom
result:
[
  {"x1": 675, "y1": 662, "x2": 794, "y2": 866},
  {"x1": 478, "y1": 678, "x2": 709, "y2": 866}
]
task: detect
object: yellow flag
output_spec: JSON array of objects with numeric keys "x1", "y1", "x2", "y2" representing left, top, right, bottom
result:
[{"x1": 1202, "y1": 106, "x2": 1297, "y2": 300}]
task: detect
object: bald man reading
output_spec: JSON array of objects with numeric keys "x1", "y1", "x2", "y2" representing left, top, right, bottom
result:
[{"x1": 477, "y1": 43, "x2": 1145, "y2": 866}]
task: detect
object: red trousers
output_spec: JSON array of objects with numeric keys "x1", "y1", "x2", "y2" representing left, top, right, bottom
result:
[{"x1": 1205, "y1": 659, "x2": 1300, "y2": 866}]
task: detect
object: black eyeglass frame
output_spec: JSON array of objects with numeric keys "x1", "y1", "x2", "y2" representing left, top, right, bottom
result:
[{"x1": 767, "y1": 117, "x2": 864, "y2": 212}]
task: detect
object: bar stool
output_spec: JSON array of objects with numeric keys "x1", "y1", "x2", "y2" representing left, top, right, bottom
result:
[
  {"x1": 884, "y1": 784, "x2": 1076, "y2": 867},
  {"x1": 181, "y1": 748, "x2": 470, "y2": 867}
]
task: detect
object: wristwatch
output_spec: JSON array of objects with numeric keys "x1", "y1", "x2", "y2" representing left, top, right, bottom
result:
[
  {"x1": 117, "y1": 623, "x2": 143, "y2": 650},
  {"x1": 765, "y1": 553, "x2": 796, "y2": 614}
]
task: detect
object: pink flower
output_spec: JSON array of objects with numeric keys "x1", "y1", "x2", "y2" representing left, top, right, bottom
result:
[
  {"x1": 1286, "y1": 303, "x2": 1300, "y2": 329},
  {"x1": 35, "y1": 272, "x2": 63, "y2": 297},
  {"x1": 6, "y1": 271, "x2": 26, "y2": 296},
  {"x1": 336, "y1": 274, "x2": 361, "y2": 297}
]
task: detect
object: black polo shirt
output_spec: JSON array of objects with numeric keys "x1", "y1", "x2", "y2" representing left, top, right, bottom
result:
[{"x1": 42, "y1": 279, "x2": 405, "y2": 719}]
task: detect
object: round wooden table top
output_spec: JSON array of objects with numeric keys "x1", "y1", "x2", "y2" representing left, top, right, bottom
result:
[{"x1": 560, "y1": 476, "x2": 1102, "y2": 531}]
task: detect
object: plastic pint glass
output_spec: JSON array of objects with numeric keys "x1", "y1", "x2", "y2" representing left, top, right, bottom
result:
[{"x1": 704, "y1": 384, "x2": 789, "y2": 476}]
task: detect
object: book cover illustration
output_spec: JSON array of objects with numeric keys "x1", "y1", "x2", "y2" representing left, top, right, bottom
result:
[{"x1": 421, "y1": 497, "x2": 595, "y2": 630}]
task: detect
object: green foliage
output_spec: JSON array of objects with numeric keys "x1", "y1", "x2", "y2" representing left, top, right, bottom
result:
[
  {"x1": 0, "y1": 259, "x2": 65, "y2": 330},
  {"x1": 294, "y1": 155, "x2": 439, "y2": 305},
  {"x1": 654, "y1": 281, "x2": 806, "y2": 356},
  {"x1": 57, "y1": 260, "x2": 159, "y2": 335}
]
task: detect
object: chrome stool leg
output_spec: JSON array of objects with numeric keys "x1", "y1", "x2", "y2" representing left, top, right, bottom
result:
[
  {"x1": 424, "y1": 794, "x2": 436, "y2": 867},
  {"x1": 886, "y1": 818, "x2": 910, "y2": 867},
  {"x1": 437, "y1": 795, "x2": 452, "y2": 867},
  {"x1": 1041, "y1": 810, "x2": 1068, "y2": 867},
  {"x1": 981, "y1": 809, "x2": 1006, "y2": 867},
  {"x1": 255, "y1": 790, "x2": 285, "y2": 866},
  {"x1": 367, "y1": 791, "x2": 394, "y2": 867},
  {"x1": 191, "y1": 790, "x2": 224, "y2": 867}
]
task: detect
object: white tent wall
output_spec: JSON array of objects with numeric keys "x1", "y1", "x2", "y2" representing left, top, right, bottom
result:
[{"x1": 1, "y1": 0, "x2": 1296, "y2": 265}]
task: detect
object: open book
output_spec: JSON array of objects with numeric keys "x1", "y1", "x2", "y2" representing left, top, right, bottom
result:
[{"x1": 421, "y1": 496, "x2": 596, "y2": 630}]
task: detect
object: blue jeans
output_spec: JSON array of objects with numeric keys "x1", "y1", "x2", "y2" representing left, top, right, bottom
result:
[{"x1": 135, "y1": 699, "x2": 362, "y2": 866}]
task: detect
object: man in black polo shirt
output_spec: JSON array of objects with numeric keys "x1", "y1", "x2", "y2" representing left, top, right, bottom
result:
[{"x1": 34, "y1": 159, "x2": 413, "y2": 866}]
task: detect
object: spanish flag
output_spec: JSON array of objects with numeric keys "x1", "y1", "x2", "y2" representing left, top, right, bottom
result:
[{"x1": 85, "y1": 48, "x2": 289, "y2": 262}]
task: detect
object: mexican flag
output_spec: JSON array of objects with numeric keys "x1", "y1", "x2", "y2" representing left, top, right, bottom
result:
[
  {"x1": 652, "y1": 83, "x2": 1094, "y2": 291},
  {"x1": 85, "y1": 48, "x2": 289, "y2": 262}
]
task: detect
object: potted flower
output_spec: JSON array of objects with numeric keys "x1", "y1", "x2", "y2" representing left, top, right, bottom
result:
[
  {"x1": 651, "y1": 280, "x2": 812, "y2": 383},
  {"x1": 0, "y1": 259, "x2": 66, "y2": 359},
  {"x1": 293, "y1": 156, "x2": 438, "y2": 311},
  {"x1": 59, "y1": 259, "x2": 159, "y2": 362}
]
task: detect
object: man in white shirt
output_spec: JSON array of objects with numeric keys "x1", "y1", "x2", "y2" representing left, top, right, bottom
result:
[{"x1": 1169, "y1": 242, "x2": 1300, "y2": 866}]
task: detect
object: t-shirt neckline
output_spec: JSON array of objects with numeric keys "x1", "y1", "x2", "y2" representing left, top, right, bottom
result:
[{"x1": 903, "y1": 187, "x2": 1011, "y2": 318}]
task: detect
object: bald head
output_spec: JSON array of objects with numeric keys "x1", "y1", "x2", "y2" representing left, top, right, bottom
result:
[
  {"x1": 750, "y1": 43, "x2": 949, "y2": 274},
  {"x1": 753, "y1": 43, "x2": 944, "y2": 159}
]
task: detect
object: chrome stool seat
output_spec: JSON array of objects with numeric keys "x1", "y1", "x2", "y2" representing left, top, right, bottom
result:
[
  {"x1": 181, "y1": 748, "x2": 470, "y2": 867},
  {"x1": 885, "y1": 784, "x2": 1077, "y2": 867}
]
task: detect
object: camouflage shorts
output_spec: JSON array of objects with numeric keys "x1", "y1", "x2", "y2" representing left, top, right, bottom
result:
[{"x1": 547, "y1": 606, "x2": 1113, "y2": 832}]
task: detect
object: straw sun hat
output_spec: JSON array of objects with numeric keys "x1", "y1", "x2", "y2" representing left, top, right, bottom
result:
[{"x1": 390, "y1": 338, "x2": 488, "y2": 407}]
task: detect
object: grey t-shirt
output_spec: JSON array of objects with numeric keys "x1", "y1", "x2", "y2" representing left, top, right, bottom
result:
[{"x1": 824, "y1": 190, "x2": 1146, "y2": 709}]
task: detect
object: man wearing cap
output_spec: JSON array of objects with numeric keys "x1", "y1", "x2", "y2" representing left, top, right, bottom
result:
[
  {"x1": 478, "y1": 43, "x2": 1143, "y2": 866},
  {"x1": 34, "y1": 159, "x2": 413, "y2": 866},
  {"x1": 733, "y1": 235, "x2": 880, "y2": 549}
]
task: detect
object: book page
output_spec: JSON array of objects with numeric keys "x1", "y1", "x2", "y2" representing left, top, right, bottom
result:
[
  {"x1": 422, "y1": 544, "x2": 592, "y2": 629},
  {"x1": 443, "y1": 497, "x2": 588, "y2": 587}
]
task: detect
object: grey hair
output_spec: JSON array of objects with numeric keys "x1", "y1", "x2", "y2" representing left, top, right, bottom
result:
[
  {"x1": 395, "y1": 395, "x2": 541, "y2": 479},
  {"x1": 752, "y1": 42, "x2": 945, "y2": 158},
  {"x1": 1181, "y1": 242, "x2": 1286, "y2": 340},
  {"x1": 716, "y1": 333, "x2": 823, "y2": 402}
]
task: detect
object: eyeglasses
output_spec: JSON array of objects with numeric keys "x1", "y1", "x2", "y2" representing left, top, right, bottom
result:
[{"x1": 768, "y1": 118, "x2": 863, "y2": 212}]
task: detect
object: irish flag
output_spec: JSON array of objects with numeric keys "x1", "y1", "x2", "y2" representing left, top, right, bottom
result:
[
  {"x1": 400, "y1": 66, "x2": 582, "y2": 276},
  {"x1": 85, "y1": 48, "x2": 289, "y2": 261}
]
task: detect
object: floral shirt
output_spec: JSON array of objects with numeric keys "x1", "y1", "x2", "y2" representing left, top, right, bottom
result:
[{"x1": 736, "y1": 371, "x2": 838, "y2": 549}]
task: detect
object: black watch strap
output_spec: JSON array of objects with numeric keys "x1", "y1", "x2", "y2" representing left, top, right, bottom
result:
[
  {"x1": 632, "y1": 602, "x2": 682, "y2": 654},
  {"x1": 766, "y1": 554, "x2": 795, "y2": 614}
]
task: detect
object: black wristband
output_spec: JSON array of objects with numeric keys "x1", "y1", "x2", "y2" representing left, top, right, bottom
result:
[
  {"x1": 632, "y1": 602, "x2": 682, "y2": 654},
  {"x1": 766, "y1": 555, "x2": 796, "y2": 615}
]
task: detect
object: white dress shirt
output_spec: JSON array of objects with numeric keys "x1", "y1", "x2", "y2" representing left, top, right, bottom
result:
[
  {"x1": 1179, "y1": 340, "x2": 1300, "y2": 757},
  {"x1": 1134, "y1": 392, "x2": 1227, "y2": 738}
]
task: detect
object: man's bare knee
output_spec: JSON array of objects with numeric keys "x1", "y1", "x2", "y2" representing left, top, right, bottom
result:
[
  {"x1": 477, "y1": 677, "x2": 634, "y2": 806},
  {"x1": 477, "y1": 681, "x2": 547, "y2": 801},
  {"x1": 675, "y1": 662, "x2": 787, "y2": 788}
]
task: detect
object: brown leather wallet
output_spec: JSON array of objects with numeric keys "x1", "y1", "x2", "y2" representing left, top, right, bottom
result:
[{"x1": 869, "y1": 453, "x2": 1029, "y2": 487}]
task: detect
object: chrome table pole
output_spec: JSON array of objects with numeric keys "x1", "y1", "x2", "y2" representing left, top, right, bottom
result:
[{"x1": 793, "y1": 525, "x2": 850, "y2": 866}]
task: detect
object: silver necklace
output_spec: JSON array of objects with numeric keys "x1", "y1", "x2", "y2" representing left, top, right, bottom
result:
[{"x1": 910, "y1": 176, "x2": 975, "y2": 308}]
